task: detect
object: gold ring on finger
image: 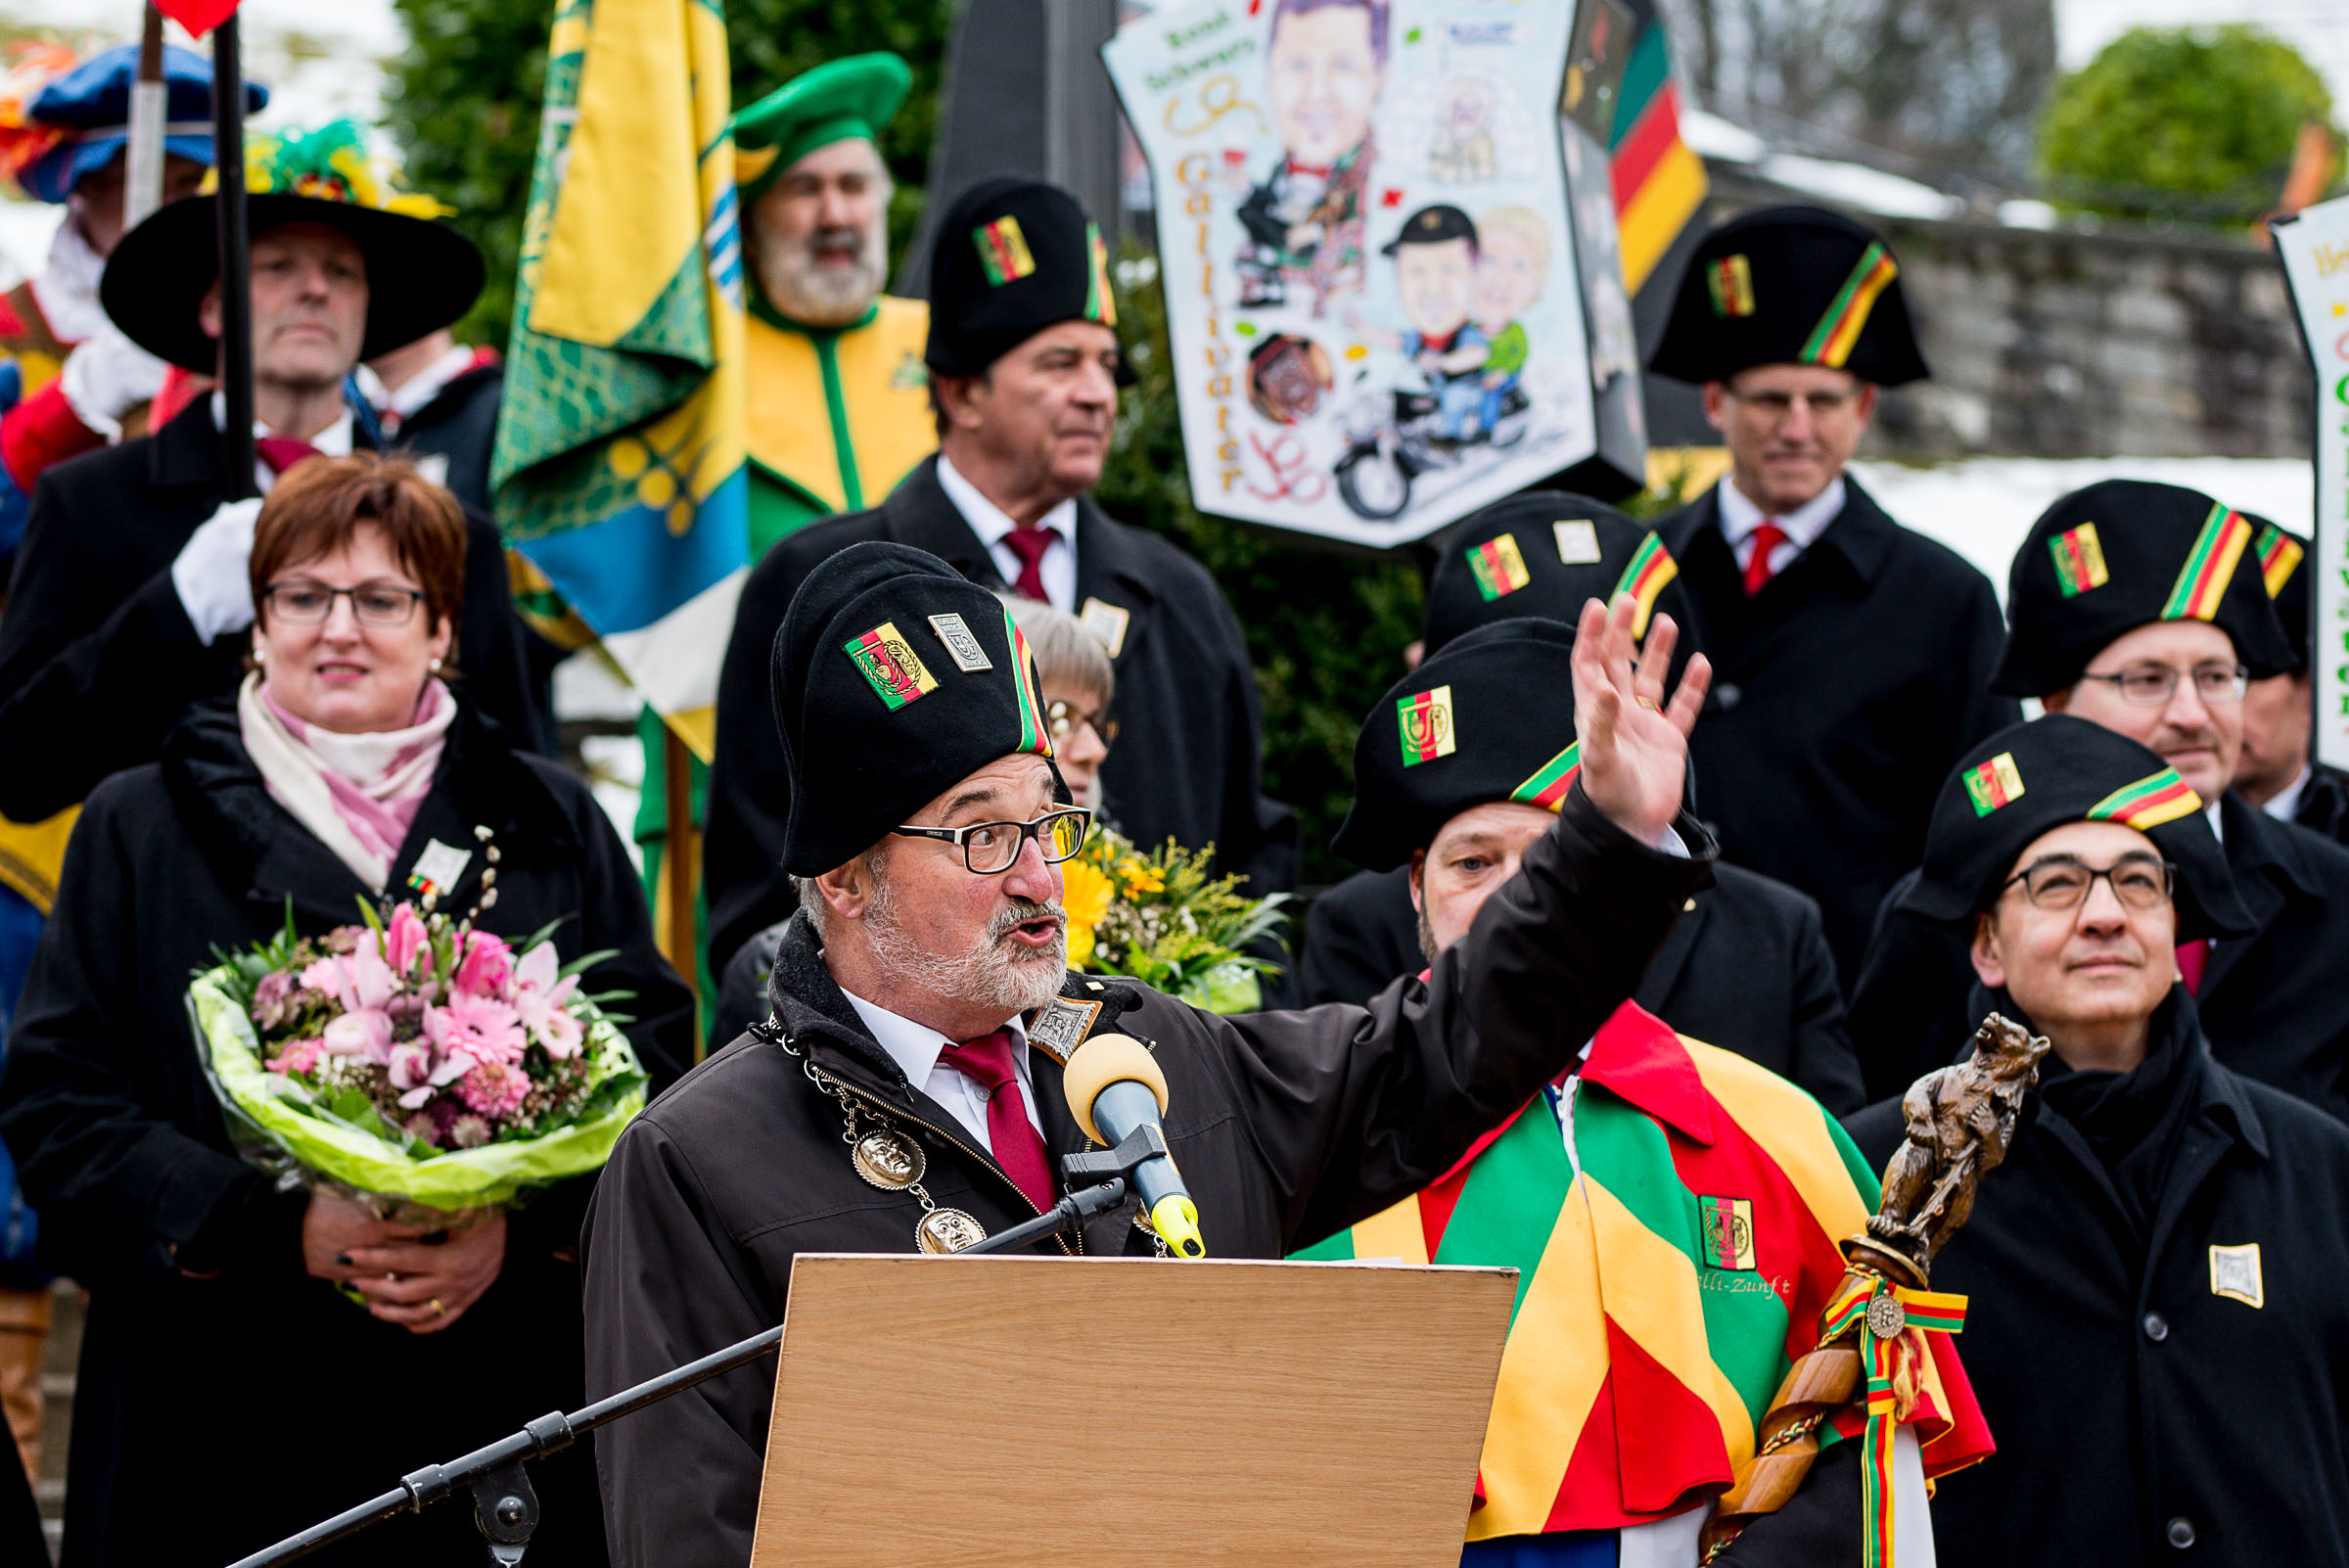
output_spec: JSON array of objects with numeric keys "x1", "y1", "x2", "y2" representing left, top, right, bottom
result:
[{"x1": 430, "y1": 1298, "x2": 445, "y2": 1315}]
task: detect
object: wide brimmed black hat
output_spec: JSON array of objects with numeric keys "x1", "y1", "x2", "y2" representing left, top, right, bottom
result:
[
  {"x1": 1423, "y1": 491, "x2": 1697, "y2": 666},
  {"x1": 1648, "y1": 205, "x2": 1927, "y2": 388},
  {"x1": 1996, "y1": 480, "x2": 2297, "y2": 697},
  {"x1": 1899, "y1": 714, "x2": 2250, "y2": 942},
  {"x1": 2243, "y1": 513, "x2": 2309, "y2": 672},
  {"x1": 772, "y1": 540, "x2": 1066, "y2": 876},
  {"x1": 1332, "y1": 618, "x2": 1589, "y2": 872},
  {"x1": 925, "y1": 176, "x2": 1122, "y2": 378},
  {"x1": 102, "y1": 191, "x2": 484, "y2": 372}
]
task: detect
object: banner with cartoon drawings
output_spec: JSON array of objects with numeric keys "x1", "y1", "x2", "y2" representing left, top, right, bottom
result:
[{"x1": 1105, "y1": 0, "x2": 1612, "y2": 547}]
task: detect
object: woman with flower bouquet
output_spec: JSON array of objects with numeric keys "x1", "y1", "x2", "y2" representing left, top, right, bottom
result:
[{"x1": 0, "y1": 455, "x2": 691, "y2": 1567}]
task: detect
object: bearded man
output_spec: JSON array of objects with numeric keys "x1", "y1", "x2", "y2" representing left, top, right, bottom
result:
[
  {"x1": 584, "y1": 544, "x2": 1713, "y2": 1567},
  {"x1": 634, "y1": 51, "x2": 937, "y2": 998}
]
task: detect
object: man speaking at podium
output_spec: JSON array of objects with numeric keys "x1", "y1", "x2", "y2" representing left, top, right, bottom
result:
[{"x1": 581, "y1": 544, "x2": 1713, "y2": 1566}]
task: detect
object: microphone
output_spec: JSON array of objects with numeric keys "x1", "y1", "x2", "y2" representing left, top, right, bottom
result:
[{"x1": 1060, "y1": 1033, "x2": 1206, "y2": 1259}]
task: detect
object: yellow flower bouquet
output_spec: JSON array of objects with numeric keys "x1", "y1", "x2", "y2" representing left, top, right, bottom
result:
[{"x1": 1059, "y1": 829, "x2": 1291, "y2": 1014}]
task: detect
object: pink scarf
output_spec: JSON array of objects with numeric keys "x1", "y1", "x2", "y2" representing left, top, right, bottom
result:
[{"x1": 238, "y1": 674, "x2": 456, "y2": 891}]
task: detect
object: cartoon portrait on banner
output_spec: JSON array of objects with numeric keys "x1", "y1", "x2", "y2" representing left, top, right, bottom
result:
[{"x1": 1105, "y1": 0, "x2": 1604, "y2": 547}]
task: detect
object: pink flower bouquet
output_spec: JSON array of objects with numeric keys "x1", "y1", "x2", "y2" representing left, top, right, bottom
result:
[{"x1": 188, "y1": 890, "x2": 646, "y2": 1217}]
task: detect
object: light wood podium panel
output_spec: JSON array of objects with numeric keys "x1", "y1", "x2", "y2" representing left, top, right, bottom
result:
[{"x1": 750, "y1": 1253, "x2": 1517, "y2": 1567}]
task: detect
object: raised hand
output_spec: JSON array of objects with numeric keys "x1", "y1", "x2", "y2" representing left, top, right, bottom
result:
[{"x1": 1570, "y1": 593, "x2": 1711, "y2": 845}]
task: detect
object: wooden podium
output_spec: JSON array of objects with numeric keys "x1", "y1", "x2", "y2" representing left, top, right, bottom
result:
[{"x1": 749, "y1": 1254, "x2": 1518, "y2": 1567}]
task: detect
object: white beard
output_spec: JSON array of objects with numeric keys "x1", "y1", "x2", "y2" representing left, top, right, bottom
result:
[
  {"x1": 751, "y1": 207, "x2": 890, "y2": 327},
  {"x1": 865, "y1": 870, "x2": 1069, "y2": 1018}
]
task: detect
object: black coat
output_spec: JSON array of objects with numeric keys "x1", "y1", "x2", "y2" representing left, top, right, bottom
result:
[
  {"x1": 583, "y1": 791, "x2": 1711, "y2": 1568},
  {"x1": 0, "y1": 398, "x2": 542, "y2": 825},
  {"x1": 1846, "y1": 999, "x2": 2349, "y2": 1568},
  {"x1": 0, "y1": 697, "x2": 693, "y2": 1568},
  {"x1": 703, "y1": 456, "x2": 1297, "y2": 973},
  {"x1": 1298, "y1": 860, "x2": 1865, "y2": 1113},
  {"x1": 2282, "y1": 761, "x2": 2349, "y2": 847},
  {"x1": 1849, "y1": 793, "x2": 2349, "y2": 1118},
  {"x1": 1658, "y1": 480, "x2": 2019, "y2": 985},
  {"x1": 387, "y1": 359, "x2": 501, "y2": 515}
]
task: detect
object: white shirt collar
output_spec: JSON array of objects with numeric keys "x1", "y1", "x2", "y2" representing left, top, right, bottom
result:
[
  {"x1": 1717, "y1": 474, "x2": 1847, "y2": 550},
  {"x1": 838, "y1": 986, "x2": 1032, "y2": 1096},
  {"x1": 937, "y1": 452, "x2": 1078, "y2": 552},
  {"x1": 209, "y1": 392, "x2": 357, "y2": 455},
  {"x1": 2261, "y1": 764, "x2": 2314, "y2": 826},
  {"x1": 377, "y1": 344, "x2": 484, "y2": 421}
]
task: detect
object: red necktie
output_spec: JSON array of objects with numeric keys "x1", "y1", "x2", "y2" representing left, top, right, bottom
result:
[
  {"x1": 2177, "y1": 940, "x2": 2211, "y2": 995},
  {"x1": 1742, "y1": 520, "x2": 1789, "y2": 596},
  {"x1": 256, "y1": 437, "x2": 322, "y2": 477},
  {"x1": 1001, "y1": 526, "x2": 1056, "y2": 603},
  {"x1": 939, "y1": 1030, "x2": 1055, "y2": 1213}
]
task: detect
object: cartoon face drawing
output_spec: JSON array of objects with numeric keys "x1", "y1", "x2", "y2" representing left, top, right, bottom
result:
[
  {"x1": 1267, "y1": 2, "x2": 1385, "y2": 167},
  {"x1": 1446, "y1": 80, "x2": 1493, "y2": 140},
  {"x1": 1396, "y1": 237, "x2": 1478, "y2": 340},
  {"x1": 1475, "y1": 211, "x2": 1550, "y2": 326}
]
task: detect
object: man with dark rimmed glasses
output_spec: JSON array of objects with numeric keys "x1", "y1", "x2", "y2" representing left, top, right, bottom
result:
[
  {"x1": 1847, "y1": 713, "x2": 2349, "y2": 1568},
  {"x1": 1851, "y1": 479, "x2": 2349, "y2": 1124},
  {"x1": 583, "y1": 540, "x2": 1719, "y2": 1568}
]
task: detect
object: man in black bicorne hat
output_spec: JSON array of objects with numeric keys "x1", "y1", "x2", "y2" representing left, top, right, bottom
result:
[
  {"x1": 0, "y1": 125, "x2": 540, "y2": 827},
  {"x1": 704, "y1": 176, "x2": 1294, "y2": 984},
  {"x1": 1846, "y1": 713, "x2": 2349, "y2": 1568},
  {"x1": 2228, "y1": 518, "x2": 2349, "y2": 843},
  {"x1": 1850, "y1": 481, "x2": 2349, "y2": 1121},
  {"x1": 584, "y1": 542, "x2": 1713, "y2": 1568},
  {"x1": 1646, "y1": 205, "x2": 2017, "y2": 986},
  {"x1": 1299, "y1": 493, "x2": 1864, "y2": 1111}
]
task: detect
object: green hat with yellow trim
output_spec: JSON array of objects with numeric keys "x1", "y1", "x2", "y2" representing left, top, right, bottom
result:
[
  {"x1": 1900, "y1": 714, "x2": 2250, "y2": 942},
  {"x1": 732, "y1": 52, "x2": 909, "y2": 203},
  {"x1": 1333, "y1": 618, "x2": 1593, "y2": 872},
  {"x1": 1648, "y1": 205, "x2": 1927, "y2": 387}
]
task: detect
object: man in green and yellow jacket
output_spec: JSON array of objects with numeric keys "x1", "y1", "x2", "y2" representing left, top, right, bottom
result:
[{"x1": 633, "y1": 52, "x2": 937, "y2": 1001}]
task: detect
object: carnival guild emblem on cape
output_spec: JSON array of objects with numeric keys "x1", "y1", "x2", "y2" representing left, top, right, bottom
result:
[
  {"x1": 1699, "y1": 1194, "x2": 1757, "y2": 1271},
  {"x1": 1399, "y1": 685, "x2": 1457, "y2": 767},
  {"x1": 1963, "y1": 752, "x2": 2025, "y2": 817},
  {"x1": 2209, "y1": 1242, "x2": 2264, "y2": 1309},
  {"x1": 845, "y1": 622, "x2": 939, "y2": 710},
  {"x1": 927, "y1": 612, "x2": 993, "y2": 672},
  {"x1": 1027, "y1": 996, "x2": 1104, "y2": 1064}
]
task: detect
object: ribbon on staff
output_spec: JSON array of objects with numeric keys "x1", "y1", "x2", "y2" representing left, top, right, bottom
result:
[{"x1": 1819, "y1": 1273, "x2": 1968, "y2": 1568}]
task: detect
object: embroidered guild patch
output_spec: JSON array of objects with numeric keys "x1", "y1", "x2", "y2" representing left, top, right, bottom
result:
[
  {"x1": 1466, "y1": 533, "x2": 1533, "y2": 600},
  {"x1": 844, "y1": 622, "x2": 940, "y2": 710},
  {"x1": 1699, "y1": 1195, "x2": 1757, "y2": 1271},
  {"x1": 1707, "y1": 254, "x2": 1756, "y2": 317},
  {"x1": 1027, "y1": 996, "x2": 1104, "y2": 1064},
  {"x1": 974, "y1": 215, "x2": 1036, "y2": 285},
  {"x1": 1398, "y1": 685, "x2": 1457, "y2": 766},
  {"x1": 2209, "y1": 1242, "x2": 2264, "y2": 1309},
  {"x1": 1963, "y1": 752, "x2": 2025, "y2": 816},
  {"x1": 2050, "y1": 523, "x2": 2110, "y2": 597},
  {"x1": 927, "y1": 612, "x2": 993, "y2": 672}
]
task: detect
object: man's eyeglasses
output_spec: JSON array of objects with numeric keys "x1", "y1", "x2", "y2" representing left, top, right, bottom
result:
[
  {"x1": 2001, "y1": 855, "x2": 2176, "y2": 912},
  {"x1": 1046, "y1": 699, "x2": 1119, "y2": 746},
  {"x1": 892, "y1": 807, "x2": 1093, "y2": 874},
  {"x1": 2074, "y1": 663, "x2": 2247, "y2": 706},
  {"x1": 263, "y1": 580, "x2": 426, "y2": 628}
]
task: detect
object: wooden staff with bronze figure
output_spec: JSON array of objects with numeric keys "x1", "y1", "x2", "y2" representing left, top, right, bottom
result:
[{"x1": 1700, "y1": 1013, "x2": 2051, "y2": 1561}]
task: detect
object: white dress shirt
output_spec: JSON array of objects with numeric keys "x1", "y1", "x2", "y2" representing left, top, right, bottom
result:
[
  {"x1": 211, "y1": 392, "x2": 355, "y2": 493},
  {"x1": 839, "y1": 987, "x2": 1044, "y2": 1154},
  {"x1": 2263, "y1": 764, "x2": 2312, "y2": 826},
  {"x1": 1716, "y1": 474, "x2": 1847, "y2": 578},
  {"x1": 937, "y1": 452, "x2": 1080, "y2": 612}
]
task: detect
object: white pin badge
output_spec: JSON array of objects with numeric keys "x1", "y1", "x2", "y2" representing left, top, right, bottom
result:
[
  {"x1": 1554, "y1": 520, "x2": 1602, "y2": 564},
  {"x1": 1080, "y1": 597, "x2": 1131, "y2": 658},
  {"x1": 927, "y1": 612, "x2": 993, "y2": 672},
  {"x1": 2209, "y1": 1242, "x2": 2264, "y2": 1308}
]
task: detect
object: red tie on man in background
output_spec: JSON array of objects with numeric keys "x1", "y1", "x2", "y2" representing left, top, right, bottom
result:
[
  {"x1": 1743, "y1": 519, "x2": 1789, "y2": 597},
  {"x1": 1001, "y1": 526, "x2": 1056, "y2": 604},
  {"x1": 2177, "y1": 940, "x2": 2211, "y2": 995},
  {"x1": 255, "y1": 438, "x2": 322, "y2": 478},
  {"x1": 939, "y1": 1030, "x2": 1056, "y2": 1213}
]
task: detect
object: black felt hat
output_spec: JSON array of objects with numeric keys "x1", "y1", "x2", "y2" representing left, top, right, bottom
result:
[
  {"x1": 1647, "y1": 205, "x2": 1927, "y2": 388},
  {"x1": 1332, "y1": 618, "x2": 1588, "y2": 872},
  {"x1": 1899, "y1": 714, "x2": 2250, "y2": 942},
  {"x1": 925, "y1": 176, "x2": 1121, "y2": 378},
  {"x1": 1996, "y1": 480, "x2": 2298, "y2": 697},
  {"x1": 1382, "y1": 204, "x2": 1476, "y2": 254},
  {"x1": 2243, "y1": 514, "x2": 2310, "y2": 673},
  {"x1": 1423, "y1": 491, "x2": 1697, "y2": 663},
  {"x1": 771, "y1": 541, "x2": 1065, "y2": 876}
]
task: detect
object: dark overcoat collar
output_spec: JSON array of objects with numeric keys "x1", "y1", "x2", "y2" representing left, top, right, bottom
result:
[{"x1": 1661, "y1": 473, "x2": 1903, "y2": 591}]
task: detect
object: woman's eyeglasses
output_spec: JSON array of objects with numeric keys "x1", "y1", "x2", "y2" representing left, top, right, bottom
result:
[
  {"x1": 1047, "y1": 699, "x2": 1119, "y2": 746},
  {"x1": 262, "y1": 580, "x2": 426, "y2": 628}
]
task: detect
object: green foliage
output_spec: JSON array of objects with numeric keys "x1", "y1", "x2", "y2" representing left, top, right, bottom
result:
[
  {"x1": 388, "y1": 0, "x2": 954, "y2": 342},
  {"x1": 2037, "y1": 24, "x2": 2340, "y2": 224},
  {"x1": 1096, "y1": 255, "x2": 1428, "y2": 888}
]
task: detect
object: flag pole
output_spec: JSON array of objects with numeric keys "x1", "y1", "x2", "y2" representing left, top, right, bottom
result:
[
  {"x1": 122, "y1": 7, "x2": 167, "y2": 228},
  {"x1": 662, "y1": 727, "x2": 700, "y2": 1017},
  {"x1": 210, "y1": 11, "x2": 255, "y2": 500}
]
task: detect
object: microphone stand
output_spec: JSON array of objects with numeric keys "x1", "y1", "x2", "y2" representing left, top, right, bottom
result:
[{"x1": 225, "y1": 1127, "x2": 1175, "y2": 1568}]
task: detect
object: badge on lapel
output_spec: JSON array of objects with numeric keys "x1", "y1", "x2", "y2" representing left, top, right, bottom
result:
[{"x1": 2209, "y1": 1242, "x2": 2264, "y2": 1309}]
